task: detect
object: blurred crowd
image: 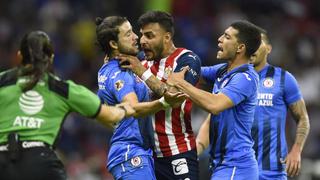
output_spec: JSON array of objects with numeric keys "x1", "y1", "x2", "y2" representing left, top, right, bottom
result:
[{"x1": 0, "y1": 0, "x2": 319, "y2": 179}]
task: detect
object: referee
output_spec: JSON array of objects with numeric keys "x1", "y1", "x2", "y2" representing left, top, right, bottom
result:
[{"x1": 0, "y1": 31, "x2": 134, "y2": 180}]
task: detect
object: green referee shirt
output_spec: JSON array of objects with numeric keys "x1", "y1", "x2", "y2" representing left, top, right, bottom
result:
[{"x1": 0, "y1": 69, "x2": 101, "y2": 146}]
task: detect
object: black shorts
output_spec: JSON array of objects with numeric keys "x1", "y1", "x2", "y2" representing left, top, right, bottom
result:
[
  {"x1": 154, "y1": 149, "x2": 199, "y2": 180},
  {"x1": 0, "y1": 147, "x2": 66, "y2": 180}
]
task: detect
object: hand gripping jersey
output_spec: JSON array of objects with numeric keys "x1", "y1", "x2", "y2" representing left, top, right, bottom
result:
[
  {"x1": 97, "y1": 59, "x2": 153, "y2": 171},
  {"x1": 0, "y1": 69, "x2": 101, "y2": 146},
  {"x1": 251, "y1": 64, "x2": 302, "y2": 172},
  {"x1": 141, "y1": 48, "x2": 201, "y2": 157},
  {"x1": 201, "y1": 63, "x2": 259, "y2": 169}
]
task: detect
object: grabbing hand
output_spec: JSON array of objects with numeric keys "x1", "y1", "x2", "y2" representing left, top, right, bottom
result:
[
  {"x1": 117, "y1": 54, "x2": 146, "y2": 76},
  {"x1": 163, "y1": 90, "x2": 188, "y2": 108},
  {"x1": 167, "y1": 66, "x2": 189, "y2": 88},
  {"x1": 116, "y1": 103, "x2": 136, "y2": 117}
]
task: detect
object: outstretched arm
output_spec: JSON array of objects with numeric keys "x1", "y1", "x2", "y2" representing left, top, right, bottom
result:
[
  {"x1": 284, "y1": 99, "x2": 310, "y2": 177},
  {"x1": 196, "y1": 114, "x2": 211, "y2": 155},
  {"x1": 167, "y1": 68, "x2": 234, "y2": 115},
  {"x1": 96, "y1": 103, "x2": 135, "y2": 128}
]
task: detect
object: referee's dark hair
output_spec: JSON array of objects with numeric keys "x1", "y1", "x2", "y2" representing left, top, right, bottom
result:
[
  {"x1": 95, "y1": 16, "x2": 128, "y2": 56},
  {"x1": 19, "y1": 31, "x2": 54, "y2": 92}
]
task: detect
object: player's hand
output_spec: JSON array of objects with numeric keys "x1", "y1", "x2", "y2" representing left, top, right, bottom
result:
[
  {"x1": 116, "y1": 103, "x2": 136, "y2": 117},
  {"x1": 166, "y1": 66, "x2": 189, "y2": 87},
  {"x1": 281, "y1": 144, "x2": 301, "y2": 177},
  {"x1": 164, "y1": 90, "x2": 188, "y2": 108},
  {"x1": 117, "y1": 54, "x2": 146, "y2": 76}
]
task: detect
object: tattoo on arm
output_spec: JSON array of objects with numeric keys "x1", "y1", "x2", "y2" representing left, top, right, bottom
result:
[
  {"x1": 289, "y1": 99, "x2": 310, "y2": 150},
  {"x1": 145, "y1": 76, "x2": 179, "y2": 97}
]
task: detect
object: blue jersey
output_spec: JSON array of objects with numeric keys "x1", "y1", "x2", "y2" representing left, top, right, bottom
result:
[
  {"x1": 251, "y1": 64, "x2": 302, "y2": 172},
  {"x1": 97, "y1": 59, "x2": 153, "y2": 171},
  {"x1": 201, "y1": 63, "x2": 259, "y2": 169}
]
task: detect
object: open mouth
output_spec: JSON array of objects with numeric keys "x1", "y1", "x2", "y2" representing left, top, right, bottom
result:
[{"x1": 217, "y1": 44, "x2": 223, "y2": 54}]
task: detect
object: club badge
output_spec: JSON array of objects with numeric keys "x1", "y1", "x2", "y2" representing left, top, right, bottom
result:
[
  {"x1": 115, "y1": 80, "x2": 124, "y2": 91},
  {"x1": 263, "y1": 78, "x2": 274, "y2": 88},
  {"x1": 130, "y1": 156, "x2": 142, "y2": 167}
]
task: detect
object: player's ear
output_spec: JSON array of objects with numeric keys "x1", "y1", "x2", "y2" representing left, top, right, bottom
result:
[
  {"x1": 236, "y1": 44, "x2": 245, "y2": 54},
  {"x1": 109, "y1": 40, "x2": 118, "y2": 50},
  {"x1": 164, "y1": 32, "x2": 171, "y2": 43},
  {"x1": 266, "y1": 44, "x2": 272, "y2": 54}
]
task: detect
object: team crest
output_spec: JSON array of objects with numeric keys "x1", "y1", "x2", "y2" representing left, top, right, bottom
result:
[
  {"x1": 164, "y1": 66, "x2": 173, "y2": 79},
  {"x1": 263, "y1": 78, "x2": 274, "y2": 88},
  {"x1": 130, "y1": 156, "x2": 142, "y2": 167},
  {"x1": 114, "y1": 80, "x2": 124, "y2": 91}
]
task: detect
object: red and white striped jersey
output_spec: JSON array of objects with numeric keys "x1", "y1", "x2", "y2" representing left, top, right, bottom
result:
[{"x1": 142, "y1": 48, "x2": 199, "y2": 157}]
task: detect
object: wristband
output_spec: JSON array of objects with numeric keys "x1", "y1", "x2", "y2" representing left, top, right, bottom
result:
[
  {"x1": 159, "y1": 97, "x2": 170, "y2": 108},
  {"x1": 141, "y1": 69, "x2": 152, "y2": 82}
]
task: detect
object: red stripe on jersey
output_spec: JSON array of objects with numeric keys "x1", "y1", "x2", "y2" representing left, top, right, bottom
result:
[
  {"x1": 155, "y1": 110, "x2": 172, "y2": 156},
  {"x1": 171, "y1": 107, "x2": 189, "y2": 153},
  {"x1": 184, "y1": 99, "x2": 196, "y2": 149},
  {"x1": 165, "y1": 48, "x2": 185, "y2": 69}
]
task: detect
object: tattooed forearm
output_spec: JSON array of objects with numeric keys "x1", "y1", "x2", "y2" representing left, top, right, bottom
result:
[
  {"x1": 144, "y1": 76, "x2": 168, "y2": 97},
  {"x1": 289, "y1": 99, "x2": 310, "y2": 150}
]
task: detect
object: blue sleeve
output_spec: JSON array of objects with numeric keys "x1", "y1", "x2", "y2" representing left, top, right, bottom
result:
[
  {"x1": 174, "y1": 52, "x2": 201, "y2": 85},
  {"x1": 201, "y1": 63, "x2": 227, "y2": 83},
  {"x1": 221, "y1": 72, "x2": 257, "y2": 105},
  {"x1": 284, "y1": 71, "x2": 302, "y2": 105},
  {"x1": 110, "y1": 71, "x2": 135, "y2": 103}
]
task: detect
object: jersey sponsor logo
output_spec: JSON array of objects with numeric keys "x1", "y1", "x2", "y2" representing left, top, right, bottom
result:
[
  {"x1": 130, "y1": 156, "x2": 142, "y2": 167},
  {"x1": 114, "y1": 80, "x2": 124, "y2": 91},
  {"x1": 13, "y1": 116, "x2": 44, "y2": 128},
  {"x1": 98, "y1": 75, "x2": 108, "y2": 83},
  {"x1": 263, "y1": 78, "x2": 274, "y2": 88},
  {"x1": 171, "y1": 158, "x2": 189, "y2": 175},
  {"x1": 257, "y1": 93, "x2": 274, "y2": 106},
  {"x1": 19, "y1": 90, "x2": 44, "y2": 115}
]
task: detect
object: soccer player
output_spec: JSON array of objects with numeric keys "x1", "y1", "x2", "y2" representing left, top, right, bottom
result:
[
  {"x1": 250, "y1": 28, "x2": 310, "y2": 179},
  {"x1": 95, "y1": 16, "x2": 175, "y2": 180},
  {"x1": 0, "y1": 31, "x2": 135, "y2": 180},
  {"x1": 117, "y1": 11, "x2": 201, "y2": 180},
  {"x1": 167, "y1": 20, "x2": 261, "y2": 179}
]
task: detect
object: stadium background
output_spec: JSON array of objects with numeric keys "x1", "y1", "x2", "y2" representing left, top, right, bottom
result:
[{"x1": 0, "y1": 0, "x2": 319, "y2": 179}]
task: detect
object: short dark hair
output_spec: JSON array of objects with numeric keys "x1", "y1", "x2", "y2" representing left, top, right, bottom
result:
[
  {"x1": 95, "y1": 16, "x2": 128, "y2": 55},
  {"x1": 138, "y1": 11, "x2": 174, "y2": 36},
  {"x1": 256, "y1": 26, "x2": 271, "y2": 45},
  {"x1": 230, "y1": 20, "x2": 261, "y2": 58},
  {"x1": 19, "y1": 31, "x2": 54, "y2": 91}
]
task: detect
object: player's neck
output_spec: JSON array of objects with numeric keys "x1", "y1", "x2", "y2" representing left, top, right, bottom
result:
[
  {"x1": 254, "y1": 60, "x2": 267, "y2": 72},
  {"x1": 227, "y1": 56, "x2": 249, "y2": 72},
  {"x1": 162, "y1": 43, "x2": 176, "y2": 58}
]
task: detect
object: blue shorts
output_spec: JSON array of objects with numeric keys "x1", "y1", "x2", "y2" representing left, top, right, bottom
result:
[
  {"x1": 211, "y1": 164, "x2": 258, "y2": 180},
  {"x1": 259, "y1": 170, "x2": 287, "y2": 180},
  {"x1": 110, "y1": 155, "x2": 156, "y2": 180}
]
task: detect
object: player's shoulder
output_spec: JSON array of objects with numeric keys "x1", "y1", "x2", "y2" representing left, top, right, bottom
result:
[
  {"x1": 273, "y1": 66, "x2": 297, "y2": 80},
  {"x1": 0, "y1": 68, "x2": 19, "y2": 88},
  {"x1": 179, "y1": 49, "x2": 200, "y2": 61}
]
